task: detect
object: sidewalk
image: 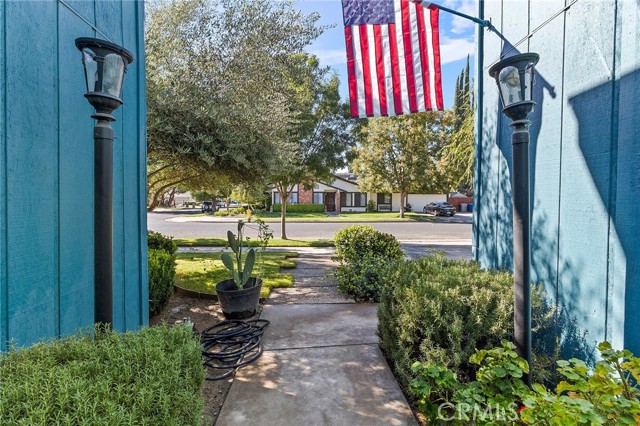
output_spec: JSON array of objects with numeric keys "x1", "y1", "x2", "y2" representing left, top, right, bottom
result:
[{"x1": 215, "y1": 250, "x2": 418, "y2": 426}]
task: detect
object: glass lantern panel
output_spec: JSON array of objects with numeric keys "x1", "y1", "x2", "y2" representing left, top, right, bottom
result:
[
  {"x1": 523, "y1": 65, "x2": 534, "y2": 101},
  {"x1": 82, "y1": 48, "x2": 99, "y2": 93},
  {"x1": 498, "y1": 66, "x2": 522, "y2": 106},
  {"x1": 102, "y1": 53, "x2": 125, "y2": 98}
]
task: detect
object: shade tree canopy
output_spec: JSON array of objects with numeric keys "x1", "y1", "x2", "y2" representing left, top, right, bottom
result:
[
  {"x1": 145, "y1": 0, "x2": 326, "y2": 210},
  {"x1": 270, "y1": 54, "x2": 352, "y2": 238},
  {"x1": 352, "y1": 112, "x2": 452, "y2": 218}
]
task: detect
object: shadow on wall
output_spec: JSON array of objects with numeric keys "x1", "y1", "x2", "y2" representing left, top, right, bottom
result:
[
  {"x1": 482, "y1": 41, "x2": 600, "y2": 362},
  {"x1": 569, "y1": 68, "x2": 640, "y2": 357}
]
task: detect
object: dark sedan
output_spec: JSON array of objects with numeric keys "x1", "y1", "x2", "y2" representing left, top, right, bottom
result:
[{"x1": 423, "y1": 202, "x2": 456, "y2": 216}]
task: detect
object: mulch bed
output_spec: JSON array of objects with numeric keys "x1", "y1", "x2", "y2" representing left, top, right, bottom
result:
[{"x1": 150, "y1": 292, "x2": 262, "y2": 425}]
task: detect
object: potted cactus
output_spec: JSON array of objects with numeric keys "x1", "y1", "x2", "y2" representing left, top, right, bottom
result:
[{"x1": 216, "y1": 220, "x2": 272, "y2": 319}]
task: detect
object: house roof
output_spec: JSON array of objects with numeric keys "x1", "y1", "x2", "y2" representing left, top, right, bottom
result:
[{"x1": 333, "y1": 173, "x2": 359, "y2": 184}]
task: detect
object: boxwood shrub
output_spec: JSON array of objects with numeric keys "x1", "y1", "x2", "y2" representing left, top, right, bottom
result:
[
  {"x1": 273, "y1": 203, "x2": 325, "y2": 213},
  {"x1": 0, "y1": 325, "x2": 206, "y2": 425},
  {"x1": 147, "y1": 231, "x2": 176, "y2": 316},
  {"x1": 333, "y1": 225, "x2": 403, "y2": 302},
  {"x1": 148, "y1": 230, "x2": 177, "y2": 254},
  {"x1": 149, "y1": 249, "x2": 176, "y2": 316}
]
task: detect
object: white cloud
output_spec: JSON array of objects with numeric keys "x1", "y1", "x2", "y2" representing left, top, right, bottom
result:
[
  {"x1": 439, "y1": 36, "x2": 475, "y2": 64},
  {"x1": 441, "y1": 0, "x2": 477, "y2": 35}
]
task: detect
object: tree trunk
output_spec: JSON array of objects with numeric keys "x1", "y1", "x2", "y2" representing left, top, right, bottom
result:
[
  {"x1": 281, "y1": 199, "x2": 287, "y2": 240},
  {"x1": 399, "y1": 191, "x2": 406, "y2": 218},
  {"x1": 147, "y1": 175, "x2": 198, "y2": 211},
  {"x1": 168, "y1": 188, "x2": 176, "y2": 207}
]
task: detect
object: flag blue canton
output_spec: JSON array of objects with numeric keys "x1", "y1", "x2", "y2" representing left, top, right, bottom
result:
[{"x1": 342, "y1": 0, "x2": 395, "y2": 26}]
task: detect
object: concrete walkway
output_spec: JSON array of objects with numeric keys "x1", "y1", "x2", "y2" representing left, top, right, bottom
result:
[{"x1": 216, "y1": 250, "x2": 418, "y2": 426}]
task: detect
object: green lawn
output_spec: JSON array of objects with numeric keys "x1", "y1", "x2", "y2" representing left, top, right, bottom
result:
[
  {"x1": 175, "y1": 252, "x2": 298, "y2": 298},
  {"x1": 255, "y1": 211, "x2": 435, "y2": 222},
  {"x1": 175, "y1": 238, "x2": 334, "y2": 247}
]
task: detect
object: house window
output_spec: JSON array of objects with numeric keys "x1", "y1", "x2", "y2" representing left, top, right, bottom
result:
[
  {"x1": 340, "y1": 192, "x2": 367, "y2": 207},
  {"x1": 377, "y1": 193, "x2": 392, "y2": 204},
  {"x1": 313, "y1": 192, "x2": 324, "y2": 204},
  {"x1": 273, "y1": 192, "x2": 298, "y2": 204}
]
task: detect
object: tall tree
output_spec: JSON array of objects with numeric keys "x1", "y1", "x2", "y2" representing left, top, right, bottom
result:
[
  {"x1": 145, "y1": 0, "x2": 324, "y2": 210},
  {"x1": 270, "y1": 54, "x2": 350, "y2": 239},
  {"x1": 442, "y1": 57, "x2": 475, "y2": 192},
  {"x1": 352, "y1": 113, "x2": 446, "y2": 218}
]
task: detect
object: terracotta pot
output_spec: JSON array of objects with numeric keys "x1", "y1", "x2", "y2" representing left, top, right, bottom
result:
[{"x1": 215, "y1": 278, "x2": 262, "y2": 319}]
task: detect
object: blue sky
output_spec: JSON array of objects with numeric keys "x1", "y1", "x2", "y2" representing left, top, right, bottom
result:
[{"x1": 297, "y1": 0, "x2": 477, "y2": 109}]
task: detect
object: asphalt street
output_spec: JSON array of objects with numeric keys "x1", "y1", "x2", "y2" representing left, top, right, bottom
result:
[{"x1": 148, "y1": 210, "x2": 472, "y2": 244}]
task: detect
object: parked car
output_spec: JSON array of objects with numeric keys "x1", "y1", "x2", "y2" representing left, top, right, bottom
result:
[
  {"x1": 423, "y1": 202, "x2": 456, "y2": 217},
  {"x1": 216, "y1": 200, "x2": 239, "y2": 209},
  {"x1": 201, "y1": 201, "x2": 214, "y2": 212}
]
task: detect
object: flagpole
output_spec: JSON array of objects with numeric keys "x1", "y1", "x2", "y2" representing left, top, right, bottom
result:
[{"x1": 409, "y1": 0, "x2": 491, "y2": 28}]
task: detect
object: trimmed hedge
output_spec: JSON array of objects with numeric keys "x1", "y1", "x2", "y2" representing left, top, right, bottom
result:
[
  {"x1": 148, "y1": 230, "x2": 177, "y2": 254},
  {"x1": 333, "y1": 225, "x2": 403, "y2": 302},
  {"x1": 273, "y1": 203, "x2": 325, "y2": 213},
  {"x1": 147, "y1": 231, "x2": 176, "y2": 316},
  {"x1": 334, "y1": 225, "x2": 403, "y2": 265},
  {"x1": 148, "y1": 249, "x2": 176, "y2": 316},
  {"x1": 0, "y1": 325, "x2": 206, "y2": 425}
]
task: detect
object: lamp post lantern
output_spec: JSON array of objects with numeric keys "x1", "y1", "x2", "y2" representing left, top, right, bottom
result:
[
  {"x1": 76, "y1": 37, "x2": 134, "y2": 328},
  {"x1": 489, "y1": 52, "x2": 539, "y2": 386}
]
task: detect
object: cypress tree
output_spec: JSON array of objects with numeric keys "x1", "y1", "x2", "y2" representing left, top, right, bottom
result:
[
  {"x1": 454, "y1": 75, "x2": 460, "y2": 113},
  {"x1": 464, "y1": 55, "x2": 470, "y2": 98}
]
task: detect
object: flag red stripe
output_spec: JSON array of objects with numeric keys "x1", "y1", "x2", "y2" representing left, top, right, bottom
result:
[
  {"x1": 400, "y1": 0, "x2": 417, "y2": 112},
  {"x1": 429, "y1": 6, "x2": 443, "y2": 110},
  {"x1": 415, "y1": 5, "x2": 431, "y2": 110},
  {"x1": 373, "y1": 25, "x2": 387, "y2": 116},
  {"x1": 344, "y1": 26, "x2": 359, "y2": 118},
  {"x1": 358, "y1": 25, "x2": 374, "y2": 117},
  {"x1": 388, "y1": 23, "x2": 403, "y2": 114}
]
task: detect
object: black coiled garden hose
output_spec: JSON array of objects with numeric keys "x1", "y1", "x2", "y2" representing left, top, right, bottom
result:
[{"x1": 200, "y1": 319, "x2": 270, "y2": 381}]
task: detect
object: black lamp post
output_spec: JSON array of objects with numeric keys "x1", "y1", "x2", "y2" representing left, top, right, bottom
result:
[
  {"x1": 489, "y1": 52, "x2": 539, "y2": 386},
  {"x1": 76, "y1": 38, "x2": 134, "y2": 328}
]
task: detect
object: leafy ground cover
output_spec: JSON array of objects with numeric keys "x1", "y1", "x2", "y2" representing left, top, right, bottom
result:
[
  {"x1": 175, "y1": 238, "x2": 334, "y2": 247},
  {"x1": 175, "y1": 252, "x2": 298, "y2": 298},
  {"x1": 0, "y1": 326, "x2": 205, "y2": 425}
]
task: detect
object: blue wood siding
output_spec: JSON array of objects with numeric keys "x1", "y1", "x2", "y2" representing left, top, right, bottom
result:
[
  {"x1": 0, "y1": 0, "x2": 148, "y2": 350},
  {"x1": 475, "y1": 0, "x2": 640, "y2": 358}
]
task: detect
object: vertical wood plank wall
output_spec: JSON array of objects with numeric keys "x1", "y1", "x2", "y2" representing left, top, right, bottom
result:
[
  {"x1": 475, "y1": 0, "x2": 640, "y2": 358},
  {"x1": 0, "y1": 0, "x2": 148, "y2": 350}
]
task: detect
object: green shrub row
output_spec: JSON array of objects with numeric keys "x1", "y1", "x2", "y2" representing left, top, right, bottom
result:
[
  {"x1": 214, "y1": 206, "x2": 247, "y2": 216},
  {"x1": 0, "y1": 325, "x2": 206, "y2": 425},
  {"x1": 333, "y1": 225, "x2": 403, "y2": 302},
  {"x1": 273, "y1": 203, "x2": 325, "y2": 213},
  {"x1": 410, "y1": 340, "x2": 640, "y2": 425},
  {"x1": 148, "y1": 249, "x2": 176, "y2": 316},
  {"x1": 147, "y1": 231, "x2": 176, "y2": 316},
  {"x1": 378, "y1": 255, "x2": 514, "y2": 388},
  {"x1": 378, "y1": 254, "x2": 556, "y2": 398}
]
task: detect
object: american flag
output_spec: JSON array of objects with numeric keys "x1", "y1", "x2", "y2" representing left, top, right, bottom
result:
[{"x1": 342, "y1": 0, "x2": 443, "y2": 118}]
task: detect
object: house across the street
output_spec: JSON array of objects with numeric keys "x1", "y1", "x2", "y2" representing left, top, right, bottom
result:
[{"x1": 271, "y1": 174, "x2": 446, "y2": 213}]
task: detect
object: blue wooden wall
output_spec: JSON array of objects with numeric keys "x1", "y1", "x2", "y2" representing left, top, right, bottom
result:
[
  {"x1": 0, "y1": 0, "x2": 148, "y2": 350},
  {"x1": 474, "y1": 0, "x2": 640, "y2": 359}
]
